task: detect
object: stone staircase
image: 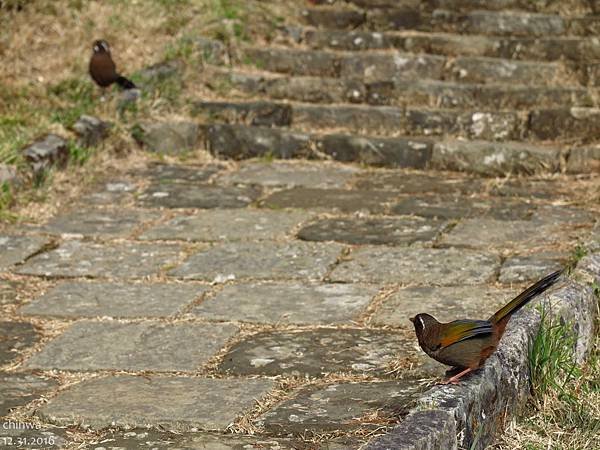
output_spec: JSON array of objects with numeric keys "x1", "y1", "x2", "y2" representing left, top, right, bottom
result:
[{"x1": 194, "y1": 0, "x2": 600, "y2": 175}]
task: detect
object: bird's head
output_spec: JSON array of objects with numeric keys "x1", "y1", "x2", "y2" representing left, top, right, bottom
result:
[
  {"x1": 92, "y1": 40, "x2": 110, "y2": 54},
  {"x1": 409, "y1": 313, "x2": 439, "y2": 340}
]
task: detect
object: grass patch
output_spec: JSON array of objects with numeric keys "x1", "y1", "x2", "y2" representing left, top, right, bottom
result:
[{"x1": 497, "y1": 300, "x2": 600, "y2": 449}]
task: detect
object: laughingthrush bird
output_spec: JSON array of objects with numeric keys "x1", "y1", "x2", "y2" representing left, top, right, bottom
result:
[
  {"x1": 89, "y1": 40, "x2": 136, "y2": 90},
  {"x1": 410, "y1": 269, "x2": 563, "y2": 384}
]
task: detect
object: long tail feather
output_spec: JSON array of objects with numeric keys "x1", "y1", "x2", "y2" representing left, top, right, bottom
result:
[
  {"x1": 116, "y1": 75, "x2": 136, "y2": 90},
  {"x1": 489, "y1": 269, "x2": 563, "y2": 324}
]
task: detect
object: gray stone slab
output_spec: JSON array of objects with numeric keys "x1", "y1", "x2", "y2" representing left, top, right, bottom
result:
[
  {"x1": 391, "y1": 195, "x2": 534, "y2": 220},
  {"x1": 330, "y1": 247, "x2": 499, "y2": 285},
  {"x1": 20, "y1": 282, "x2": 207, "y2": 319},
  {"x1": 0, "y1": 427, "x2": 67, "y2": 449},
  {"x1": 0, "y1": 235, "x2": 48, "y2": 271},
  {"x1": 259, "y1": 381, "x2": 422, "y2": 434},
  {"x1": 193, "y1": 282, "x2": 377, "y2": 325},
  {"x1": 354, "y1": 171, "x2": 482, "y2": 194},
  {"x1": 16, "y1": 241, "x2": 184, "y2": 278},
  {"x1": 25, "y1": 320, "x2": 238, "y2": 372},
  {"x1": 38, "y1": 375, "x2": 275, "y2": 431},
  {"x1": 95, "y1": 430, "x2": 297, "y2": 450},
  {"x1": 371, "y1": 285, "x2": 518, "y2": 327},
  {"x1": 81, "y1": 179, "x2": 137, "y2": 206},
  {"x1": 0, "y1": 373, "x2": 58, "y2": 416},
  {"x1": 73, "y1": 114, "x2": 111, "y2": 147},
  {"x1": 499, "y1": 253, "x2": 565, "y2": 283},
  {"x1": 39, "y1": 208, "x2": 161, "y2": 238},
  {"x1": 220, "y1": 161, "x2": 360, "y2": 188},
  {"x1": 170, "y1": 241, "x2": 343, "y2": 282},
  {"x1": 440, "y1": 219, "x2": 566, "y2": 249},
  {"x1": 205, "y1": 124, "x2": 312, "y2": 160},
  {"x1": 140, "y1": 209, "x2": 308, "y2": 242},
  {"x1": 134, "y1": 163, "x2": 224, "y2": 184},
  {"x1": 135, "y1": 121, "x2": 198, "y2": 155},
  {"x1": 22, "y1": 134, "x2": 68, "y2": 176},
  {"x1": 298, "y1": 216, "x2": 445, "y2": 245},
  {"x1": 431, "y1": 139, "x2": 560, "y2": 176},
  {"x1": 219, "y1": 328, "x2": 411, "y2": 377},
  {"x1": 0, "y1": 321, "x2": 39, "y2": 365},
  {"x1": 262, "y1": 187, "x2": 397, "y2": 213},
  {"x1": 138, "y1": 184, "x2": 260, "y2": 209},
  {"x1": 534, "y1": 204, "x2": 597, "y2": 225},
  {"x1": 487, "y1": 178, "x2": 569, "y2": 199}
]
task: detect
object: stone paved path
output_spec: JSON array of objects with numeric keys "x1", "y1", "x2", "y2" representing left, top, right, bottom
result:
[
  {"x1": 0, "y1": 159, "x2": 597, "y2": 448},
  {"x1": 1, "y1": 0, "x2": 600, "y2": 448}
]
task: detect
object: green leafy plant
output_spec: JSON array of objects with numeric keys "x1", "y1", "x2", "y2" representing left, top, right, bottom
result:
[
  {"x1": 529, "y1": 304, "x2": 580, "y2": 401},
  {"x1": 68, "y1": 141, "x2": 93, "y2": 165}
]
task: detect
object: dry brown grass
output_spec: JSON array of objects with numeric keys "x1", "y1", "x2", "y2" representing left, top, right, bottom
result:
[
  {"x1": 0, "y1": 0, "x2": 301, "y2": 216},
  {"x1": 494, "y1": 300, "x2": 600, "y2": 450}
]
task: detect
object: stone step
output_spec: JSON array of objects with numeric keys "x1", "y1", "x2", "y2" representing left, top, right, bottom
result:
[
  {"x1": 342, "y1": 0, "x2": 597, "y2": 15},
  {"x1": 304, "y1": 6, "x2": 600, "y2": 37},
  {"x1": 302, "y1": 29, "x2": 600, "y2": 64},
  {"x1": 199, "y1": 123, "x2": 565, "y2": 175},
  {"x1": 192, "y1": 100, "x2": 526, "y2": 142},
  {"x1": 243, "y1": 46, "x2": 573, "y2": 86},
  {"x1": 207, "y1": 68, "x2": 594, "y2": 110},
  {"x1": 194, "y1": 101, "x2": 600, "y2": 144}
]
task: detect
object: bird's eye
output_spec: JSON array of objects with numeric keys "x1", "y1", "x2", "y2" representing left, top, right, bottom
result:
[{"x1": 93, "y1": 45, "x2": 99, "y2": 52}]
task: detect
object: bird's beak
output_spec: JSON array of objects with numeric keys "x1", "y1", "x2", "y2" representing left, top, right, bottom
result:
[{"x1": 409, "y1": 316, "x2": 415, "y2": 323}]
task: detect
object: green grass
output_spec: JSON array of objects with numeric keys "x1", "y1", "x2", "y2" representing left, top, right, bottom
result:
[
  {"x1": 498, "y1": 297, "x2": 600, "y2": 449},
  {"x1": 528, "y1": 305, "x2": 580, "y2": 402}
]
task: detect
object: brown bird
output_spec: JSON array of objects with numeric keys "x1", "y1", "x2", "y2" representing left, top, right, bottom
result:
[
  {"x1": 89, "y1": 40, "x2": 136, "y2": 90},
  {"x1": 410, "y1": 269, "x2": 563, "y2": 384}
]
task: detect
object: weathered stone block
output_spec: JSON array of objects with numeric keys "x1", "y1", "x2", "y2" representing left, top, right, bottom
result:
[
  {"x1": 302, "y1": 7, "x2": 366, "y2": 29},
  {"x1": 220, "y1": 160, "x2": 360, "y2": 188},
  {"x1": 243, "y1": 47, "x2": 341, "y2": 77},
  {"x1": 140, "y1": 209, "x2": 308, "y2": 242},
  {"x1": 530, "y1": 108, "x2": 600, "y2": 141},
  {"x1": 339, "y1": 52, "x2": 445, "y2": 81},
  {"x1": 316, "y1": 134, "x2": 432, "y2": 168},
  {"x1": 259, "y1": 380, "x2": 422, "y2": 434},
  {"x1": 219, "y1": 328, "x2": 412, "y2": 377},
  {"x1": 0, "y1": 374, "x2": 58, "y2": 417},
  {"x1": 16, "y1": 241, "x2": 184, "y2": 278},
  {"x1": 0, "y1": 321, "x2": 39, "y2": 365},
  {"x1": 567, "y1": 145, "x2": 600, "y2": 173},
  {"x1": 330, "y1": 247, "x2": 499, "y2": 284},
  {"x1": 204, "y1": 124, "x2": 311, "y2": 159},
  {"x1": 170, "y1": 241, "x2": 343, "y2": 282},
  {"x1": 431, "y1": 139, "x2": 560, "y2": 175},
  {"x1": 193, "y1": 282, "x2": 377, "y2": 324},
  {"x1": 192, "y1": 101, "x2": 292, "y2": 127},
  {"x1": 0, "y1": 235, "x2": 49, "y2": 271},
  {"x1": 38, "y1": 375, "x2": 275, "y2": 431},
  {"x1": 134, "y1": 121, "x2": 199, "y2": 155},
  {"x1": 25, "y1": 321, "x2": 238, "y2": 371},
  {"x1": 22, "y1": 134, "x2": 68, "y2": 175},
  {"x1": 298, "y1": 216, "x2": 444, "y2": 245},
  {"x1": 21, "y1": 282, "x2": 207, "y2": 318},
  {"x1": 39, "y1": 208, "x2": 161, "y2": 238},
  {"x1": 72, "y1": 115, "x2": 111, "y2": 147},
  {"x1": 138, "y1": 183, "x2": 260, "y2": 209},
  {"x1": 262, "y1": 187, "x2": 397, "y2": 213}
]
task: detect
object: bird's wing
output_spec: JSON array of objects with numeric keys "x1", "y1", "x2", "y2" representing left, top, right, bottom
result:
[{"x1": 439, "y1": 320, "x2": 494, "y2": 349}]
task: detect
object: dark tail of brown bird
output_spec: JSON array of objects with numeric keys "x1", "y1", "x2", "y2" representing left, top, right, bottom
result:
[
  {"x1": 489, "y1": 269, "x2": 563, "y2": 325},
  {"x1": 116, "y1": 75, "x2": 136, "y2": 90}
]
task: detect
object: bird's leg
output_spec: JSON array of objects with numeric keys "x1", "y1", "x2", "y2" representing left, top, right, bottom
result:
[{"x1": 440, "y1": 367, "x2": 473, "y2": 385}]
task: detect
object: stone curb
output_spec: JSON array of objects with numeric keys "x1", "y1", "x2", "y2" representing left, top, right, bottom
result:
[
  {"x1": 199, "y1": 123, "x2": 596, "y2": 176},
  {"x1": 365, "y1": 250, "x2": 599, "y2": 450}
]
